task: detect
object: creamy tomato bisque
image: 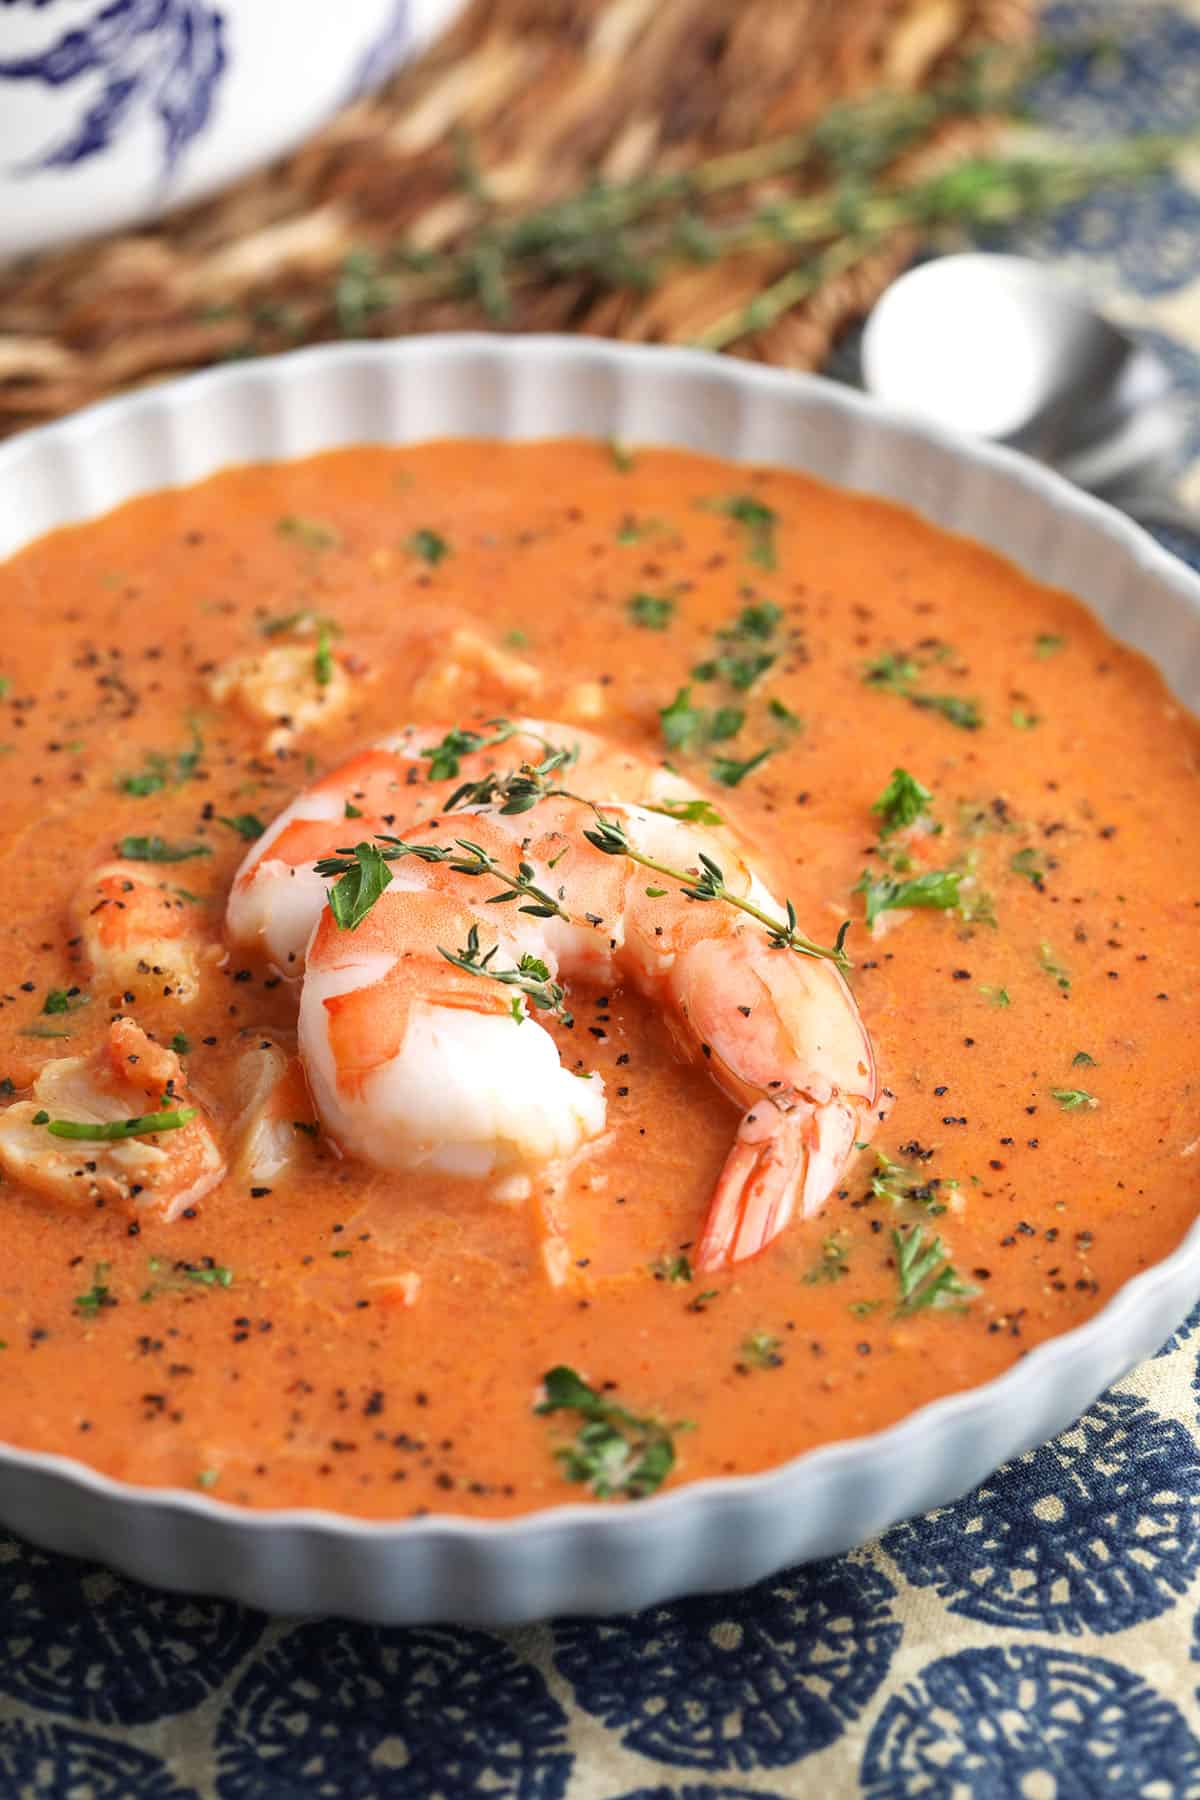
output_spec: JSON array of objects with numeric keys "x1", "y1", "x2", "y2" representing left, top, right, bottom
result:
[{"x1": 0, "y1": 438, "x2": 1195, "y2": 1517}]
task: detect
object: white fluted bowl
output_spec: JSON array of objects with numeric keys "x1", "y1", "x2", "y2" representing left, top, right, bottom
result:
[{"x1": 0, "y1": 336, "x2": 1198, "y2": 1625}]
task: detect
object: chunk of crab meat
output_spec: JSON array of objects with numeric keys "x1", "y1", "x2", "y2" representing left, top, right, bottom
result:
[
  {"x1": 209, "y1": 642, "x2": 353, "y2": 750},
  {"x1": 73, "y1": 861, "x2": 216, "y2": 1005},
  {"x1": 410, "y1": 627, "x2": 541, "y2": 712},
  {"x1": 230, "y1": 1040, "x2": 314, "y2": 1186},
  {"x1": 0, "y1": 1018, "x2": 224, "y2": 1221}
]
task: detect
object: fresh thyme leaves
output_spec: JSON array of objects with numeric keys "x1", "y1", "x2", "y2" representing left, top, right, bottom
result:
[
  {"x1": 658, "y1": 686, "x2": 773, "y2": 783},
  {"x1": 801, "y1": 1232, "x2": 851, "y2": 1283},
  {"x1": 1036, "y1": 633, "x2": 1066, "y2": 658},
  {"x1": 75, "y1": 1263, "x2": 116, "y2": 1318},
  {"x1": 318, "y1": 835, "x2": 570, "y2": 931},
  {"x1": 627, "y1": 592, "x2": 676, "y2": 631},
  {"x1": 326, "y1": 841, "x2": 394, "y2": 930},
  {"x1": 277, "y1": 514, "x2": 340, "y2": 551},
  {"x1": 118, "y1": 727, "x2": 203, "y2": 797},
  {"x1": 116, "y1": 836, "x2": 212, "y2": 863},
  {"x1": 439, "y1": 924, "x2": 573, "y2": 1026},
  {"x1": 863, "y1": 647, "x2": 982, "y2": 730},
  {"x1": 854, "y1": 866, "x2": 963, "y2": 930},
  {"x1": 870, "y1": 1150, "x2": 950, "y2": 1215},
  {"x1": 768, "y1": 696, "x2": 803, "y2": 730},
  {"x1": 443, "y1": 742, "x2": 580, "y2": 815},
  {"x1": 872, "y1": 767, "x2": 934, "y2": 838},
  {"x1": 980, "y1": 985, "x2": 1011, "y2": 1008},
  {"x1": 418, "y1": 719, "x2": 543, "y2": 782},
  {"x1": 218, "y1": 813, "x2": 266, "y2": 841},
  {"x1": 313, "y1": 625, "x2": 335, "y2": 688},
  {"x1": 741, "y1": 1330, "x2": 784, "y2": 1368},
  {"x1": 646, "y1": 797, "x2": 724, "y2": 828},
  {"x1": 535, "y1": 1364, "x2": 683, "y2": 1500},
  {"x1": 1051, "y1": 1087, "x2": 1098, "y2": 1111},
  {"x1": 651, "y1": 1254, "x2": 693, "y2": 1283},
  {"x1": 1072, "y1": 1050, "x2": 1097, "y2": 1068},
  {"x1": 1009, "y1": 847, "x2": 1048, "y2": 885},
  {"x1": 259, "y1": 608, "x2": 341, "y2": 639},
  {"x1": 140, "y1": 1256, "x2": 235, "y2": 1301},
  {"x1": 404, "y1": 528, "x2": 450, "y2": 565},
  {"x1": 583, "y1": 812, "x2": 851, "y2": 969},
  {"x1": 699, "y1": 494, "x2": 778, "y2": 568},
  {"x1": 1039, "y1": 941, "x2": 1071, "y2": 992},
  {"x1": 892, "y1": 1225, "x2": 976, "y2": 1316},
  {"x1": 710, "y1": 745, "x2": 775, "y2": 788},
  {"x1": 39, "y1": 1107, "x2": 197, "y2": 1142},
  {"x1": 42, "y1": 989, "x2": 88, "y2": 1017},
  {"x1": 693, "y1": 601, "x2": 783, "y2": 691}
]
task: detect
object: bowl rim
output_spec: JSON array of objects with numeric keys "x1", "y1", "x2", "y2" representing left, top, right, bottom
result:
[{"x1": 1, "y1": 331, "x2": 1197, "y2": 1562}]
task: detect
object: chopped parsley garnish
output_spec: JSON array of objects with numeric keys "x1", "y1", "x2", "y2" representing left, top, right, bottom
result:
[
  {"x1": 802, "y1": 1232, "x2": 851, "y2": 1283},
  {"x1": 892, "y1": 1225, "x2": 976, "y2": 1315},
  {"x1": 536, "y1": 1364, "x2": 684, "y2": 1500},
  {"x1": 218, "y1": 813, "x2": 266, "y2": 841},
  {"x1": 439, "y1": 924, "x2": 573, "y2": 1026},
  {"x1": 195, "y1": 1469, "x2": 220, "y2": 1490},
  {"x1": 327, "y1": 842, "x2": 393, "y2": 931},
  {"x1": 1072, "y1": 1050, "x2": 1097, "y2": 1067},
  {"x1": 38, "y1": 1107, "x2": 197, "y2": 1142},
  {"x1": 693, "y1": 602, "x2": 783, "y2": 691},
  {"x1": 863, "y1": 647, "x2": 981, "y2": 731},
  {"x1": 980, "y1": 985, "x2": 1011, "y2": 1008},
  {"x1": 277, "y1": 514, "x2": 340, "y2": 550},
  {"x1": 1009, "y1": 847, "x2": 1048, "y2": 885},
  {"x1": 1039, "y1": 941, "x2": 1071, "y2": 991},
  {"x1": 313, "y1": 625, "x2": 335, "y2": 687},
  {"x1": 659, "y1": 686, "x2": 706, "y2": 752},
  {"x1": 116, "y1": 836, "x2": 212, "y2": 863},
  {"x1": 741, "y1": 1330, "x2": 784, "y2": 1369},
  {"x1": 651, "y1": 1254, "x2": 693, "y2": 1284},
  {"x1": 615, "y1": 516, "x2": 665, "y2": 544},
  {"x1": 699, "y1": 493, "x2": 778, "y2": 569},
  {"x1": 767, "y1": 696, "x2": 803, "y2": 730},
  {"x1": 118, "y1": 727, "x2": 203, "y2": 797},
  {"x1": 627, "y1": 592, "x2": 676, "y2": 631},
  {"x1": 75, "y1": 1263, "x2": 116, "y2": 1318},
  {"x1": 504, "y1": 628, "x2": 530, "y2": 648},
  {"x1": 1036, "y1": 633, "x2": 1066, "y2": 658},
  {"x1": 710, "y1": 745, "x2": 775, "y2": 788},
  {"x1": 854, "y1": 866, "x2": 963, "y2": 929},
  {"x1": 141, "y1": 1256, "x2": 235, "y2": 1300},
  {"x1": 404, "y1": 527, "x2": 450, "y2": 565},
  {"x1": 42, "y1": 988, "x2": 88, "y2": 1016},
  {"x1": 607, "y1": 438, "x2": 636, "y2": 473},
  {"x1": 871, "y1": 768, "x2": 934, "y2": 838},
  {"x1": 170, "y1": 1033, "x2": 192, "y2": 1055},
  {"x1": 1051, "y1": 1087, "x2": 1098, "y2": 1111},
  {"x1": 1011, "y1": 707, "x2": 1040, "y2": 730}
]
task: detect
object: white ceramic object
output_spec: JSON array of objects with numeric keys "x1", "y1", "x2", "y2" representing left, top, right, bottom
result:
[
  {"x1": 0, "y1": 0, "x2": 467, "y2": 261},
  {"x1": 0, "y1": 336, "x2": 1198, "y2": 1625}
]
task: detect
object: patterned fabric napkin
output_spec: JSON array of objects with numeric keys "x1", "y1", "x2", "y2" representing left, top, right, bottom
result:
[{"x1": 1, "y1": 3, "x2": 1199, "y2": 1795}]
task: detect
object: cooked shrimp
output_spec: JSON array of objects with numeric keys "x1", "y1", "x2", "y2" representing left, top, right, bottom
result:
[
  {"x1": 297, "y1": 795, "x2": 876, "y2": 1267},
  {"x1": 74, "y1": 861, "x2": 214, "y2": 1004},
  {"x1": 225, "y1": 718, "x2": 698, "y2": 968},
  {"x1": 230, "y1": 1040, "x2": 314, "y2": 1186},
  {"x1": 0, "y1": 1018, "x2": 224, "y2": 1221},
  {"x1": 209, "y1": 638, "x2": 354, "y2": 752}
]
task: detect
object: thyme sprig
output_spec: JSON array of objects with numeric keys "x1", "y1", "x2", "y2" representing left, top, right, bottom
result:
[
  {"x1": 444, "y1": 744, "x2": 583, "y2": 815},
  {"x1": 440, "y1": 924, "x2": 573, "y2": 1026},
  {"x1": 316, "y1": 834, "x2": 570, "y2": 930},
  {"x1": 582, "y1": 813, "x2": 851, "y2": 970}
]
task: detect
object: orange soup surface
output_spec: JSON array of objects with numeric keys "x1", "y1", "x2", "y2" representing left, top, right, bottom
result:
[{"x1": 0, "y1": 437, "x2": 1195, "y2": 1517}]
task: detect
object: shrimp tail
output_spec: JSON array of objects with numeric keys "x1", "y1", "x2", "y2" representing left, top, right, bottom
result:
[{"x1": 694, "y1": 1095, "x2": 862, "y2": 1271}]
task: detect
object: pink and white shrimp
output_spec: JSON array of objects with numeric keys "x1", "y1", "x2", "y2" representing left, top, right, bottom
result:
[
  {"x1": 284, "y1": 743, "x2": 876, "y2": 1269},
  {"x1": 225, "y1": 718, "x2": 699, "y2": 969}
]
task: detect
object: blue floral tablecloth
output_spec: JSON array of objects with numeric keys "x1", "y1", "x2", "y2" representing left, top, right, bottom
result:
[{"x1": 4, "y1": 5, "x2": 1200, "y2": 1796}]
